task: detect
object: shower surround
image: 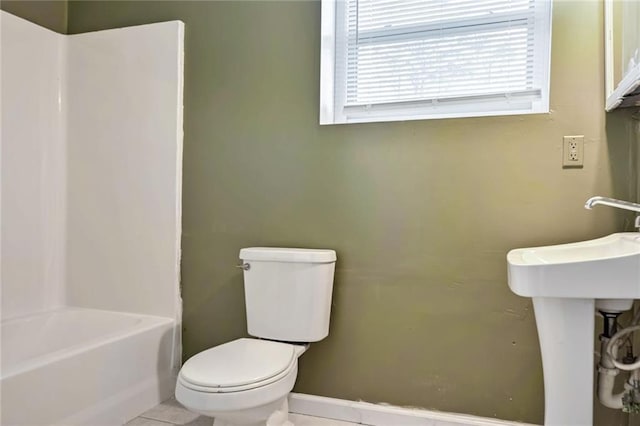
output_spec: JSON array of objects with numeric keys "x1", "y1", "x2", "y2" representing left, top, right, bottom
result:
[{"x1": 1, "y1": 11, "x2": 184, "y2": 425}]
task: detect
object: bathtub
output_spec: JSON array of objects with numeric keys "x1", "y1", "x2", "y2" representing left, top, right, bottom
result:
[{"x1": 1, "y1": 307, "x2": 179, "y2": 425}]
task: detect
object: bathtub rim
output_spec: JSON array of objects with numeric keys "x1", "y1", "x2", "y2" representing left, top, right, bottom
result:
[{"x1": 1, "y1": 305, "x2": 176, "y2": 380}]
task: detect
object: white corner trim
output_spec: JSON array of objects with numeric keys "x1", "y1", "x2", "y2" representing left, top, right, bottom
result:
[
  {"x1": 318, "y1": 0, "x2": 336, "y2": 125},
  {"x1": 288, "y1": 393, "x2": 539, "y2": 426}
]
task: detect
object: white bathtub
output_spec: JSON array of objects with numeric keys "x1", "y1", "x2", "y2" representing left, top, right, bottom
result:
[{"x1": 1, "y1": 307, "x2": 179, "y2": 425}]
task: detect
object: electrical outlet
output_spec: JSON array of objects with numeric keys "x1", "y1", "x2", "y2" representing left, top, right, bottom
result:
[{"x1": 562, "y1": 135, "x2": 584, "y2": 168}]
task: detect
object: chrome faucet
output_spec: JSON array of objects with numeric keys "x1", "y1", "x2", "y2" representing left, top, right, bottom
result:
[
  {"x1": 585, "y1": 196, "x2": 640, "y2": 229},
  {"x1": 585, "y1": 196, "x2": 640, "y2": 213}
]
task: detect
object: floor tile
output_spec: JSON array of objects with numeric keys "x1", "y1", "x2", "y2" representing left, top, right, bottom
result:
[
  {"x1": 140, "y1": 398, "x2": 204, "y2": 425},
  {"x1": 179, "y1": 416, "x2": 213, "y2": 426},
  {"x1": 132, "y1": 400, "x2": 361, "y2": 426},
  {"x1": 126, "y1": 418, "x2": 174, "y2": 426}
]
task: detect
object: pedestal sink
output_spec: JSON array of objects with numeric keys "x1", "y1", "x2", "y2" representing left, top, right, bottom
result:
[{"x1": 507, "y1": 233, "x2": 640, "y2": 426}]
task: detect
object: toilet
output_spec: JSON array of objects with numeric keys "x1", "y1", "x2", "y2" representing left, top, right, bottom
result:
[{"x1": 175, "y1": 247, "x2": 337, "y2": 426}]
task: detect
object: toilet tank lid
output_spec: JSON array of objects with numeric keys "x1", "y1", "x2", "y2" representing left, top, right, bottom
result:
[{"x1": 240, "y1": 247, "x2": 336, "y2": 263}]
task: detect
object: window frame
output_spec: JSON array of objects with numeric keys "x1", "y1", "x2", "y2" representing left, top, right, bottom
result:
[{"x1": 319, "y1": 0, "x2": 553, "y2": 125}]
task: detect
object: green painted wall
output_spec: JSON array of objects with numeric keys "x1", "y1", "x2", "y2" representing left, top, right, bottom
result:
[
  {"x1": 61, "y1": 1, "x2": 637, "y2": 423},
  {"x1": 635, "y1": 114, "x2": 640, "y2": 204},
  {"x1": 0, "y1": 0, "x2": 66, "y2": 33}
]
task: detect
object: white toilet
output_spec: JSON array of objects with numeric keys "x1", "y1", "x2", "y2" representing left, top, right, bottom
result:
[{"x1": 175, "y1": 247, "x2": 337, "y2": 426}]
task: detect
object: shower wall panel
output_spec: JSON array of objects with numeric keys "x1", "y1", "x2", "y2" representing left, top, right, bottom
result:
[
  {"x1": 65, "y1": 22, "x2": 184, "y2": 319},
  {"x1": 1, "y1": 12, "x2": 66, "y2": 320}
]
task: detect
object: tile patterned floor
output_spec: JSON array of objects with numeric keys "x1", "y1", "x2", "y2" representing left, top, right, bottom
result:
[{"x1": 127, "y1": 398, "x2": 357, "y2": 426}]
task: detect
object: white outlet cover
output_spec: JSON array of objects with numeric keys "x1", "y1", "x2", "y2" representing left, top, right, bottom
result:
[{"x1": 563, "y1": 135, "x2": 584, "y2": 168}]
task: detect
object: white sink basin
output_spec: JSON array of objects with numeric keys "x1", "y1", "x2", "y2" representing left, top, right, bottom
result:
[{"x1": 507, "y1": 232, "x2": 640, "y2": 299}]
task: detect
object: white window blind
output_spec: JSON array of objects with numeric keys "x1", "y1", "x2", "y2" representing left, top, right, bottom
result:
[{"x1": 320, "y1": 0, "x2": 552, "y2": 124}]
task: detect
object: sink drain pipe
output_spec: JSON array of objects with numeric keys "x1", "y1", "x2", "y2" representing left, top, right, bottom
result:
[
  {"x1": 598, "y1": 312, "x2": 625, "y2": 409},
  {"x1": 597, "y1": 311, "x2": 640, "y2": 410},
  {"x1": 598, "y1": 339, "x2": 626, "y2": 409}
]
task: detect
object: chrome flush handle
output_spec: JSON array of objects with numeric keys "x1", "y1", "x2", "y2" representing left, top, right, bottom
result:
[{"x1": 235, "y1": 262, "x2": 250, "y2": 271}]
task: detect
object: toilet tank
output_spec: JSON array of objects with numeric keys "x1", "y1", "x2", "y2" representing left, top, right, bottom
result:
[{"x1": 239, "y1": 247, "x2": 337, "y2": 342}]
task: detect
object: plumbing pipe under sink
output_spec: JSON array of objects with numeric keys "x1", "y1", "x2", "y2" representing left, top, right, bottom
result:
[
  {"x1": 598, "y1": 328, "x2": 640, "y2": 410},
  {"x1": 598, "y1": 335, "x2": 630, "y2": 410}
]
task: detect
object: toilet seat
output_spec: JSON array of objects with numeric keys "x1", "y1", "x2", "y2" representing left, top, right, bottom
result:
[
  {"x1": 175, "y1": 361, "x2": 298, "y2": 416},
  {"x1": 178, "y1": 338, "x2": 296, "y2": 393}
]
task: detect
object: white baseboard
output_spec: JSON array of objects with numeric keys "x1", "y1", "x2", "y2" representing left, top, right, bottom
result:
[{"x1": 288, "y1": 393, "x2": 539, "y2": 426}]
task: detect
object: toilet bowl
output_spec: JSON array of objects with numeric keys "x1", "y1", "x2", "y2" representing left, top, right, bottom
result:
[
  {"x1": 176, "y1": 247, "x2": 337, "y2": 426},
  {"x1": 176, "y1": 338, "x2": 308, "y2": 426}
]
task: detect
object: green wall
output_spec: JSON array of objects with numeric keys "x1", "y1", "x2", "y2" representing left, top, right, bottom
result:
[
  {"x1": 635, "y1": 115, "x2": 640, "y2": 203},
  {"x1": 5, "y1": 0, "x2": 635, "y2": 423}
]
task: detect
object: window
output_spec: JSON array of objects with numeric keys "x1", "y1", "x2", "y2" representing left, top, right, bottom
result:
[{"x1": 320, "y1": 0, "x2": 553, "y2": 124}]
